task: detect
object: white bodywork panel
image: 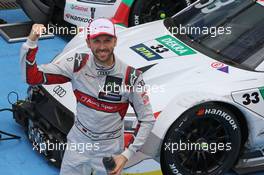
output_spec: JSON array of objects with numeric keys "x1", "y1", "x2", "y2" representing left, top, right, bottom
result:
[{"x1": 64, "y1": 0, "x2": 122, "y2": 27}]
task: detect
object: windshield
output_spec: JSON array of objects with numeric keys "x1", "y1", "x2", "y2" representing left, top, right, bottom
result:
[{"x1": 164, "y1": 0, "x2": 264, "y2": 70}]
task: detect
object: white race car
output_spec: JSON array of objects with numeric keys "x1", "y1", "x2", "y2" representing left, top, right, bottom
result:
[
  {"x1": 17, "y1": 0, "x2": 192, "y2": 27},
  {"x1": 14, "y1": 0, "x2": 264, "y2": 174}
]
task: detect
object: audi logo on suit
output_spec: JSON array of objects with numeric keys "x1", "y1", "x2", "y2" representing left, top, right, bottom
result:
[{"x1": 53, "y1": 85, "x2": 67, "y2": 97}]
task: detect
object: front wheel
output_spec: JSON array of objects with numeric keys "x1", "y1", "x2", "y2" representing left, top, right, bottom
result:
[
  {"x1": 160, "y1": 103, "x2": 241, "y2": 175},
  {"x1": 129, "y1": 0, "x2": 191, "y2": 26}
]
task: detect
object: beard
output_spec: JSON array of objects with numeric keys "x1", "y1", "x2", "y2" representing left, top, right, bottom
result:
[{"x1": 92, "y1": 48, "x2": 114, "y2": 64}]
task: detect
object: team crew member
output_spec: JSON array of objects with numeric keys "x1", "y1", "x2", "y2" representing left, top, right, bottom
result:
[{"x1": 20, "y1": 18, "x2": 155, "y2": 175}]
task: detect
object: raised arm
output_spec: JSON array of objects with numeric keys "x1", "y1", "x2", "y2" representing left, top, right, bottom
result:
[{"x1": 20, "y1": 24, "x2": 73, "y2": 85}]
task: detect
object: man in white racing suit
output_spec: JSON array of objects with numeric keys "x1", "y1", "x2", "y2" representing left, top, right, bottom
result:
[{"x1": 20, "y1": 18, "x2": 155, "y2": 175}]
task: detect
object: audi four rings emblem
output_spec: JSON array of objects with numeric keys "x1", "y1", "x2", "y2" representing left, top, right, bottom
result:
[{"x1": 53, "y1": 85, "x2": 67, "y2": 97}]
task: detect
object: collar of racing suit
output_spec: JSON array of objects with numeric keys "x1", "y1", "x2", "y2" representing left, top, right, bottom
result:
[{"x1": 91, "y1": 54, "x2": 117, "y2": 76}]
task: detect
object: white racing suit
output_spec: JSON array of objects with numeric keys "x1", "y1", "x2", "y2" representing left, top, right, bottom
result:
[{"x1": 20, "y1": 39, "x2": 155, "y2": 175}]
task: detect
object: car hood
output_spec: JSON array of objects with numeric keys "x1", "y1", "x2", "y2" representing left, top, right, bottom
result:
[
  {"x1": 114, "y1": 20, "x2": 263, "y2": 112},
  {"x1": 44, "y1": 20, "x2": 263, "y2": 115}
]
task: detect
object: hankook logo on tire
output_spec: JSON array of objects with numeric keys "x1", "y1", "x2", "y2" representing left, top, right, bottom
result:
[
  {"x1": 53, "y1": 85, "x2": 67, "y2": 97},
  {"x1": 205, "y1": 108, "x2": 237, "y2": 130}
]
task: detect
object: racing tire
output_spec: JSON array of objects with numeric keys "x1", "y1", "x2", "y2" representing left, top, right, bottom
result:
[
  {"x1": 160, "y1": 103, "x2": 241, "y2": 175},
  {"x1": 129, "y1": 0, "x2": 191, "y2": 26}
]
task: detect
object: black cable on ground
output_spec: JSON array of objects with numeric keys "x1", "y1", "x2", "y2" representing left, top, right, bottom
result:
[
  {"x1": 0, "y1": 130, "x2": 21, "y2": 140},
  {"x1": 0, "y1": 108, "x2": 14, "y2": 112},
  {"x1": 0, "y1": 91, "x2": 21, "y2": 141},
  {"x1": 7, "y1": 91, "x2": 19, "y2": 105},
  {"x1": 0, "y1": 108, "x2": 21, "y2": 141}
]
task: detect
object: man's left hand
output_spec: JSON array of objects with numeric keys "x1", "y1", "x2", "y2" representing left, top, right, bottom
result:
[{"x1": 109, "y1": 154, "x2": 128, "y2": 175}]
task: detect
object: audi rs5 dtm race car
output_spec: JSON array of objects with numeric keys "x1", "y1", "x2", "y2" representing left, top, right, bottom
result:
[
  {"x1": 17, "y1": 0, "x2": 192, "y2": 27},
  {"x1": 13, "y1": 0, "x2": 264, "y2": 174}
]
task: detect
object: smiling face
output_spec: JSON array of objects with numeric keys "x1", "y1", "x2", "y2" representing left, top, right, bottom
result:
[{"x1": 86, "y1": 35, "x2": 117, "y2": 66}]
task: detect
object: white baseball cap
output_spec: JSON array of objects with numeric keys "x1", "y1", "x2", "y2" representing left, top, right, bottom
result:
[{"x1": 88, "y1": 18, "x2": 116, "y2": 39}]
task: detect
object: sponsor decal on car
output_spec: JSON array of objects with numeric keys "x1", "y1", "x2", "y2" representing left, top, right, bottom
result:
[
  {"x1": 130, "y1": 44, "x2": 162, "y2": 61},
  {"x1": 130, "y1": 35, "x2": 196, "y2": 61},
  {"x1": 196, "y1": 108, "x2": 205, "y2": 116},
  {"x1": 196, "y1": 108, "x2": 237, "y2": 130},
  {"x1": 75, "y1": 0, "x2": 117, "y2": 5},
  {"x1": 156, "y1": 35, "x2": 196, "y2": 56},
  {"x1": 205, "y1": 108, "x2": 237, "y2": 130},
  {"x1": 232, "y1": 88, "x2": 264, "y2": 118},
  {"x1": 211, "y1": 62, "x2": 229, "y2": 73},
  {"x1": 70, "y1": 4, "x2": 89, "y2": 12},
  {"x1": 65, "y1": 13, "x2": 93, "y2": 23}
]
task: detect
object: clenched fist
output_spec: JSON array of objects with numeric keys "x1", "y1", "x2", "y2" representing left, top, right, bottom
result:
[{"x1": 28, "y1": 24, "x2": 46, "y2": 41}]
